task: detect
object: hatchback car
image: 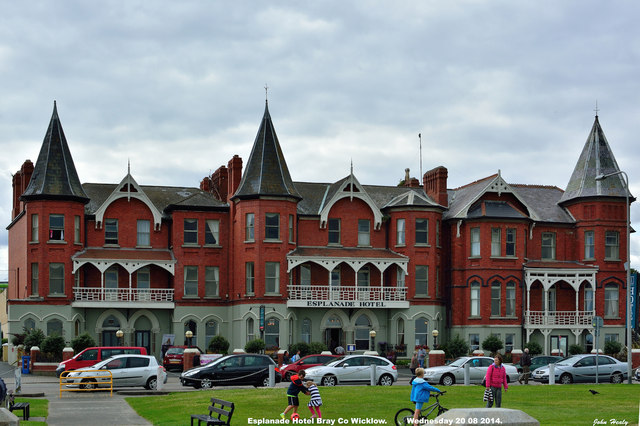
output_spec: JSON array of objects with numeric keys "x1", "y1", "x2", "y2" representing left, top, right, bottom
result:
[
  {"x1": 163, "y1": 346, "x2": 203, "y2": 371},
  {"x1": 531, "y1": 354, "x2": 628, "y2": 384},
  {"x1": 281, "y1": 354, "x2": 341, "y2": 381},
  {"x1": 514, "y1": 355, "x2": 563, "y2": 374},
  {"x1": 303, "y1": 355, "x2": 397, "y2": 386},
  {"x1": 64, "y1": 354, "x2": 166, "y2": 390},
  {"x1": 423, "y1": 356, "x2": 519, "y2": 386},
  {"x1": 180, "y1": 354, "x2": 282, "y2": 389}
]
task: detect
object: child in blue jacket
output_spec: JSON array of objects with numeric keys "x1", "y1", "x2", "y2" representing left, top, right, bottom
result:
[{"x1": 410, "y1": 368, "x2": 441, "y2": 422}]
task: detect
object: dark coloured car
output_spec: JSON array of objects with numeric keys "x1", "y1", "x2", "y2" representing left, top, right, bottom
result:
[
  {"x1": 163, "y1": 346, "x2": 203, "y2": 371},
  {"x1": 180, "y1": 354, "x2": 282, "y2": 389},
  {"x1": 280, "y1": 354, "x2": 341, "y2": 381},
  {"x1": 514, "y1": 355, "x2": 563, "y2": 374}
]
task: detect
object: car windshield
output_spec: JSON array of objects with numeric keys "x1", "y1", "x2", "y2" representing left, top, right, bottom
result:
[
  {"x1": 556, "y1": 356, "x2": 578, "y2": 366},
  {"x1": 166, "y1": 348, "x2": 184, "y2": 355},
  {"x1": 324, "y1": 356, "x2": 346, "y2": 366},
  {"x1": 448, "y1": 358, "x2": 468, "y2": 367}
]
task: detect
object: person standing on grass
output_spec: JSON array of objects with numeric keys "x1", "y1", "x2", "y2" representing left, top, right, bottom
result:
[
  {"x1": 485, "y1": 354, "x2": 508, "y2": 408},
  {"x1": 306, "y1": 380, "x2": 323, "y2": 419},
  {"x1": 410, "y1": 368, "x2": 441, "y2": 423},
  {"x1": 519, "y1": 348, "x2": 531, "y2": 384},
  {"x1": 280, "y1": 370, "x2": 309, "y2": 419}
]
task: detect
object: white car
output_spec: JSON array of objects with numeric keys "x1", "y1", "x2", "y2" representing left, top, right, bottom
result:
[
  {"x1": 531, "y1": 354, "x2": 628, "y2": 384},
  {"x1": 303, "y1": 355, "x2": 397, "y2": 386},
  {"x1": 65, "y1": 354, "x2": 166, "y2": 390},
  {"x1": 423, "y1": 356, "x2": 519, "y2": 386}
]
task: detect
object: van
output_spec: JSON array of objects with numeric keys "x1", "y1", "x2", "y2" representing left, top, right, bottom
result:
[{"x1": 56, "y1": 346, "x2": 148, "y2": 377}]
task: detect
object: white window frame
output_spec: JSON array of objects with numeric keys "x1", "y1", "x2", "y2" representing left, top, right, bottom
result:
[
  {"x1": 605, "y1": 231, "x2": 619, "y2": 260},
  {"x1": 491, "y1": 228, "x2": 501, "y2": 256},
  {"x1": 358, "y1": 219, "x2": 371, "y2": 246},
  {"x1": 246, "y1": 213, "x2": 255, "y2": 242},
  {"x1": 396, "y1": 218, "x2": 405, "y2": 246},
  {"x1": 470, "y1": 227, "x2": 480, "y2": 257},
  {"x1": 541, "y1": 232, "x2": 556, "y2": 260},
  {"x1": 184, "y1": 266, "x2": 198, "y2": 297},
  {"x1": 584, "y1": 230, "x2": 595, "y2": 260},
  {"x1": 470, "y1": 281, "x2": 480, "y2": 317},
  {"x1": 415, "y1": 218, "x2": 428, "y2": 245},
  {"x1": 265, "y1": 262, "x2": 280, "y2": 294},
  {"x1": 204, "y1": 219, "x2": 220, "y2": 246},
  {"x1": 184, "y1": 219, "x2": 198, "y2": 245},
  {"x1": 415, "y1": 265, "x2": 428, "y2": 296},
  {"x1": 137, "y1": 220, "x2": 151, "y2": 246},
  {"x1": 205, "y1": 266, "x2": 219, "y2": 297},
  {"x1": 328, "y1": 218, "x2": 341, "y2": 245}
]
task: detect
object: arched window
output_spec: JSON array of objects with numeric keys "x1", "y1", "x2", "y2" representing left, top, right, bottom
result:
[
  {"x1": 265, "y1": 318, "x2": 280, "y2": 349},
  {"x1": 325, "y1": 315, "x2": 342, "y2": 328},
  {"x1": 355, "y1": 315, "x2": 371, "y2": 350},
  {"x1": 205, "y1": 320, "x2": 218, "y2": 349},
  {"x1": 470, "y1": 281, "x2": 480, "y2": 317},
  {"x1": 397, "y1": 318, "x2": 405, "y2": 346},
  {"x1": 246, "y1": 318, "x2": 255, "y2": 342},
  {"x1": 101, "y1": 315, "x2": 121, "y2": 346},
  {"x1": 47, "y1": 319, "x2": 63, "y2": 337},
  {"x1": 301, "y1": 318, "x2": 311, "y2": 344},
  {"x1": 184, "y1": 320, "x2": 197, "y2": 347},
  {"x1": 24, "y1": 318, "x2": 36, "y2": 332},
  {"x1": 415, "y1": 317, "x2": 428, "y2": 346},
  {"x1": 491, "y1": 281, "x2": 501, "y2": 316},
  {"x1": 604, "y1": 283, "x2": 619, "y2": 317}
]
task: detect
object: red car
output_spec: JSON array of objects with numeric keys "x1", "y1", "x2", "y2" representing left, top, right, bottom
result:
[
  {"x1": 163, "y1": 346, "x2": 203, "y2": 371},
  {"x1": 280, "y1": 354, "x2": 341, "y2": 380}
]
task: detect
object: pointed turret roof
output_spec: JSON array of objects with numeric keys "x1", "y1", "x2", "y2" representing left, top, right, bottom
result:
[
  {"x1": 20, "y1": 101, "x2": 89, "y2": 203},
  {"x1": 559, "y1": 116, "x2": 629, "y2": 204},
  {"x1": 231, "y1": 101, "x2": 301, "y2": 200}
]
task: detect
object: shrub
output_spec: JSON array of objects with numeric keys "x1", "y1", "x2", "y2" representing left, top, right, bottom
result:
[
  {"x1": 24, "y1": 328, "x2": 46, "y2": 353},
  {"x1": 524, "y1": 341, "x2": 543, "y2": 356},
  {"x1": 1, "y1": 338, "x2": 7, "y2": 345},
  {"x1": 568, "y1": 344, "x2": 584, "y2": 355},
  {"x1": 245, "y1": 339, "x2": 265, "y2": 354},
  {"x1": 41, "y1": 334, "x2": 66, "y2": 362},
  {"x1": 442, "y1": 335, "x2": 469, "y2": 359},
  {"x1": 604, "y1": 340, "x2": 622, "y2": 356},
  {"x1": 308, "y1": 342, "x2": 327, "y2": 355},
  {"x1": 481, "y1": 335, "x2": 504, "y2": 356},
  {"x1": 208, "y1": 335, "x2": 230, "y2": 354},
  {"x1": 11, "y1": 333, "x2": 26, "y2": 347},
  {"x1": 289, "y1": 342, "x2": 310, "y2": 357},
  {"x1": 71, "y1": 332, "x2": 96, "y2": 354}
]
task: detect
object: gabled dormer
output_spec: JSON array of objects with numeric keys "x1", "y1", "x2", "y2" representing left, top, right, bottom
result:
[
  {"x1": 20, "y1": 101, "x2": 89, "y2": 204},
  {"x1": 93, "y1": 168, "x2": 163, "y2": 230}
]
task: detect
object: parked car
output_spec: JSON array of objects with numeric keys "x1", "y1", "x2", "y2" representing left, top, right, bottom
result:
[
  {"x1": 423, "y1": 356, "x2": 519, "y2": 386},
  {"x1": 281, "y1": 354, "x2": 341, "y2": 381},
  {"x1": 180, "y1": 354, "x2": 282, "y2": 389},
  {"x1": 56, "y1": 346, "x2": 148, "y2": 377},
  {"x1": 531, "y1": 354, "x2": 628, "y2": 384},
  {"x1": 64, "y1": 354, "x2": 166, "y2": 390},
  {"x1": 514, "y1": 355, "x2": 563, "y2": 374},
  {"x1": 163, "y1": 345, "x2": 203, "y2": 371},
  {"x1": 634, "y1": 367, "x2": 640, "y2": 382},
  {"x1": 303, "y1": 355, "x2": 397, "y2": 386}
]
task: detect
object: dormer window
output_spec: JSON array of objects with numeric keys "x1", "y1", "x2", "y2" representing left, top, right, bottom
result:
[{"x1": 105, "y1": 219, "x2": 118, "y2": 245}]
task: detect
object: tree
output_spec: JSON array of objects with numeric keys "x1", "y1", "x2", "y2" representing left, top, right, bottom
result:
[
  {"x1": 71, "y1": 332, "x2": 96, "y2": 354},
  {"x1": 568, "y1": 344, "x2": 584, "y2": 355},
  {"x1": 24, "y1": 328, "x2": 46, "y2": 353},
  {"x1": 524, "y1": 341, "x2": 543, "y2": 356},
  {"x1": 442, "y1": 335, "x2": 469, "y2": 359},
  {"x1": 41, "y1": 334, "x2": 66, "y2": 362},
  {"x1": 245, "y1": 339, "x2": 265, "y2": 354},
  {"x1": 482, "y1": 335, "x2": 504, "y2": 356},
  {"x1": 208, "y1": 335, "x2": 230, "y2": 354}
]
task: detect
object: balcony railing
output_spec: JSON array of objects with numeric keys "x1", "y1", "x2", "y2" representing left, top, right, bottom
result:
[
  {"x1": 525, "y1": 310, "x2": 594, "y2": 327},
  {"x1": 73, "y1": 287, "x2": 174, "y2": 302},
  {"x1": 287, "y1": 285, "x2": 408, "y2": 308}
]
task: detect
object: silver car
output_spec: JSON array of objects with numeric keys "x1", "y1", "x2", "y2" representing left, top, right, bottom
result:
[
  {"x1": 303, "y1": 355, "x2": 397, "y2": 386},
  {"x1": 423, "y1": 356, "x2": 519, "y2": 386},
  {"x1": 531, "y1": 354, "x2": 627, "y2": 384},
  {"x1": 65, "y1": 354, "x2": 166, "y2": 390}
]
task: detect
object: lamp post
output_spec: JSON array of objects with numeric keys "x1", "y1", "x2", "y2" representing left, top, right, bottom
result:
[
  {"x1": 369, "y1": 330, "x2": 376, "y2": 352},
  {"x1": 596, "y1": 170, "x2": 632, "y2": 384},
  {"x1": 116, "y1": 329, "x2": 124, "y2": 346},
  {"x1": 185, "y1": 330, "x2": 193, "y2": 348},
  {"x1": 432, "y1": 329, "x2": 439, "y2": 349}
]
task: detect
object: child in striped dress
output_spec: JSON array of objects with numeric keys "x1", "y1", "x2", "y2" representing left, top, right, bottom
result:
[{"x1": 306, "y1": 381, "x2": 322, "y2": 419}]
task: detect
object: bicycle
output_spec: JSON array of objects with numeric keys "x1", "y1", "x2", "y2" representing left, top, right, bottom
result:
[{"x1": 394, "y1": 391, "x2": 448, "y2": 425}]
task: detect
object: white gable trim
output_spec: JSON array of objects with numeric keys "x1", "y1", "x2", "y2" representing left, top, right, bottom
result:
[
  {"x1": 94, "y1": 173, "x2": 163, "y2": 230},
  {"x1": 319, "y1": 174, "x2": 383, "y2": 230}
]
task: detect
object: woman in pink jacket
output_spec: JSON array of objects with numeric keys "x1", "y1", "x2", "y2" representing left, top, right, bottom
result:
[{"x1": 485, "y1": 354, "x2": 508, "y2": 407}]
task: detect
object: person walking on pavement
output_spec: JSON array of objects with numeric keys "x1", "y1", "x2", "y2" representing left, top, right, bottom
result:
[{"x1": 519, "y1": 348, "x2": 532, "y2": 384}]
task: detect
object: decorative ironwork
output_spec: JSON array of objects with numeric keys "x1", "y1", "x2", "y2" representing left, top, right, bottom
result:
[
  {"x1": 73, "y1": 287, "x2": 174, "y2": 302},
  {"x1": 524, "y1": 310, "x2": 594, "y2": 327}
]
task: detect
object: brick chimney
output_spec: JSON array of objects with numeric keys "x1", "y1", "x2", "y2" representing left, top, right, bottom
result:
[
  {"x1": 403, "y1": 168, "x2": 420, "y2": 187},
  {"x1": 424, "y1": 166, "x2": 448, "y2": 207},
  {"x1": 227, "y1": 155, "x2": 243, "y2": 199},
  {"x1": 12, "y1": 160, "x2": 34, "y2": 219},
  {"x1": 212, "y1": 165, "x2": 229, "y2": 203}
]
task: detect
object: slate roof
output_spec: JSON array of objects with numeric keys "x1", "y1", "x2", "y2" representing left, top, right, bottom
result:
[
  {"x1": 232, "y1": 101, "x2": 301, "y2": 200},
  {"x1": 21, "y1": 102, "x2": 89, "y2": 203},
  {"x1": 559, "y1": 116, "x2": 631, "y2": 204},
  {"x1": 82, "y1": 183, "x2": 227, "y2": 216}
]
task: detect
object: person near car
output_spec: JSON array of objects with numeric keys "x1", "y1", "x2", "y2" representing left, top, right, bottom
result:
[
  {"x1": 410, "y1": 352, "x2": 419, "y2": 375},
  {"x1": 291, "y1": 350, "x2": 301, "y2": 363},
  {"x1": 417, "y1": 346, "x2": 427, "y2": 368},
  {"x1": 280, "y1": 370, "x2": 309, "y2": 419},
  {"x1": 335, "y1": 345, "x2": 345, "y2": 355},
  {"x1": 283, "y1": 351, "x2": 290, "y2": 365},
  {"x1": 485, "y1": 354, "x2": 508, "y2": 408},
  {"x1": 410, "y1": 367, "x2": 442, "y2": 423},
  {"x1": 519, "y1": 348, "x2": 532, "y2": 384},
  {"x1": 306, "y1": 380, "x2": 323, "y2": 419}
]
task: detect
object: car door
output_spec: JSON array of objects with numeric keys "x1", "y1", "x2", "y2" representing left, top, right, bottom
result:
[
  {"x1": 124, "y1": 356, "x2": 152, "y2": 387},
  {"x1": 595, "y1": 356, "x2": 615, "y2": 382},
  {"x1": 215, "y1": 356, "x2": 242, "y2": 384},
  {"x1": 103, "y1": 357, "x2": 129, "y2": 387},
  {"x1": 466, "y1": 357, "x2": 487, "y2": 383},
  {"x1": 337, "y1": 357, "x2": 366, "y2": 383},
  {"x1": 573, "y1": 356, "x2": 596, "y2": 383}
]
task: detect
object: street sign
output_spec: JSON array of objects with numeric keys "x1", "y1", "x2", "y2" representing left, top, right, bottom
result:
[{"x1": 592, "y1": 315, "x2": 603, "y2": 336}]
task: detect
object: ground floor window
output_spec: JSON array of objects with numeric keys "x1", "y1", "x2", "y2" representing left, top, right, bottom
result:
[
  {"x1": 265, "y1": 318, "x2": 279, "y2": 349},
  {"x1": 205, "y1": 320, "x2": 218, "y2": 349},
  {"x1": 469, "y1": 334, "x2": 479, "y2": 351},
  {"x1": 415, "y1": 318, "x2": 428, "y2": 346},
  {"x1": 355, "y1": 315, "x2": 371, "y2": 350},
  {"x1": 246, "y1": 318, "x2": 255, "y2": 342},
  {"x1": 301, "y1": 318, "x2": 311, "y2": 344}
]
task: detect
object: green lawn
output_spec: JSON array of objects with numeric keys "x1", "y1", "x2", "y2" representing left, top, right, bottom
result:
[
  {"x1": 11, "y1": 397, "x2": 48, "y2": 426},
  {"x1": 126, "y1": 384, "x2": 639, "y2": 426}
]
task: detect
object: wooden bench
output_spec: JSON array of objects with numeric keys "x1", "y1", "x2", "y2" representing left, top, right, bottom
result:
[
  {"x1": 9, "y1": 402, "x2": 30, "y2": 420},
  {"x1": 190, "y1": 397, "x2": 234, "y2": 426}
]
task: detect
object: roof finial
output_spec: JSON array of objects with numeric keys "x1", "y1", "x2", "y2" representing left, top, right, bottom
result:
[
  {"x1": 594, "y1": 100, "x2": 599, "y2": 117},
  {"x1": 264, "y1": 83, "x2": 269, "y2": 102}
]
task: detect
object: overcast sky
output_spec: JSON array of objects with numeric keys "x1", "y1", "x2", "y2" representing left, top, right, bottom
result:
[{"x1": 1, "y1": 1, "x2": 639, "y2": 280}]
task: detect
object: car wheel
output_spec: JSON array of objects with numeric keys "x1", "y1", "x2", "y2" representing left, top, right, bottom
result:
[
  {"x1": 610, "y1": 372, "x2": 623, "y2": 384},
  {"x1": 285, "y1": 371, "x2": 294, "y2": 381},
  {"x1": 378, "y1": 374, "x2": 394, "y2": 386},
  {"x1": 200, "y1": 377, "x2": 213, "y2": 389},
  {"x1": 145, "y1": 376, "x2": 158, "y2": 390},
  {"x1": 321, "y1": 375, "x2": 337, "y2": 386},
  {"x1": 80, "y1": 379, "x2": 97, "y2": 390},
  {"x1": 441, "y1": 374, "x2": 455, "y2": 386},
  {"x1": 559, "y1": 373, "x2": 573, "y2": 384}
]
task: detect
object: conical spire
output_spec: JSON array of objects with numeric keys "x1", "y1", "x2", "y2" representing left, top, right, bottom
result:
[
  {"x1": 558, "y1": 116, "x2": 629, "y2": 204},
  {"x1": 231, "y1": 101, "x2": 301, "y2": 200},
  {"x1": 20, "y1": 101, "x2": 89, "y2": 203}
]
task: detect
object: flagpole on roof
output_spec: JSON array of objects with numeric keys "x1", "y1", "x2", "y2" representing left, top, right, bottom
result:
[{"x1": 419, "y1": 133, "x2": 423, "y2": 181}]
